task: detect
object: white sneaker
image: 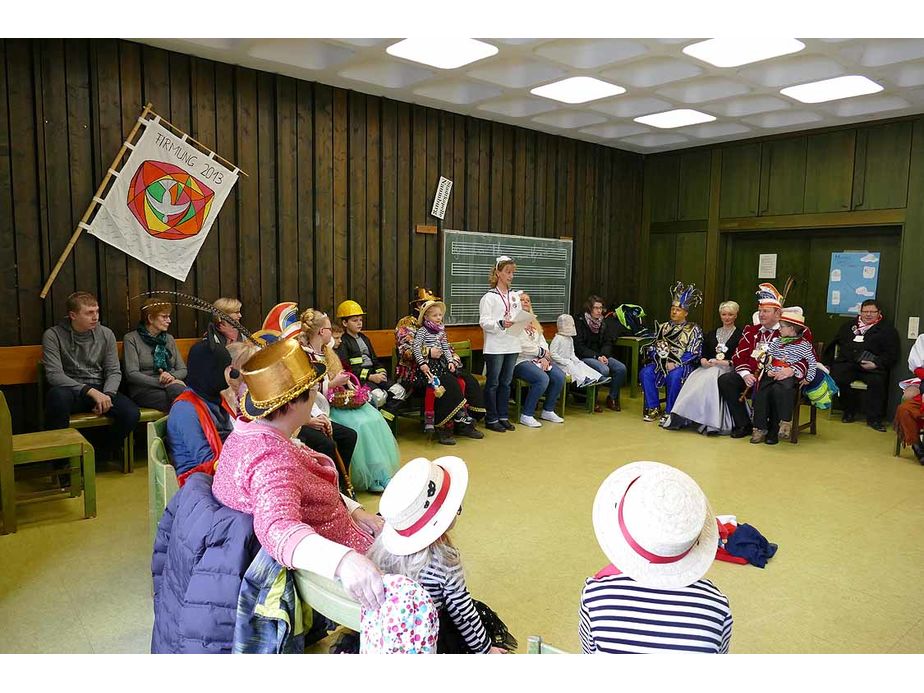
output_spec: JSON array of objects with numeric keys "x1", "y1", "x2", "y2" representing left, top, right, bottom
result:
[
  {"x1": 519, "y1": 415, "x2": 542, "y2": 428},
  {"x1": 540, "y1": 410, "x2": 564, "y2": 423}
]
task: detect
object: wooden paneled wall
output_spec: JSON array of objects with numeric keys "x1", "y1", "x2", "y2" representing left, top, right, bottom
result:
[{"x1": 0, "y1": 38, "x2": 645, "y2": 347}]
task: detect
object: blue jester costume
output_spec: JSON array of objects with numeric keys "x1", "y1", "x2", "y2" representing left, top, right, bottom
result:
[{"x1": 640, "y1": 282, "x2": 704, "y2": 421}]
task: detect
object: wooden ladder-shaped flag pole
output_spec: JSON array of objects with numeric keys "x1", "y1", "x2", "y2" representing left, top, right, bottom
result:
[
  {"x1": 40, "y1": 102, "x2": 154, "y2": 299},
  {"x1": 39, "y1": 103, "x2": 247, "y2": 299}
]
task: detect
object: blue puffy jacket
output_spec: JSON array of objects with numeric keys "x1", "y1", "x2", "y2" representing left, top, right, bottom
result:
[{"x1": 151, "y1": 473, "x2": 261, "y2": 653}]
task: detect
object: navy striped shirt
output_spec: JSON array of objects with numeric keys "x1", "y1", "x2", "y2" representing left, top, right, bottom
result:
[
  {"x1": 418, "y1": 558, "x2": 491, "y2": 654},
  {"x1": 579, "y1": 575, "x2": 733, "y2": 654}
]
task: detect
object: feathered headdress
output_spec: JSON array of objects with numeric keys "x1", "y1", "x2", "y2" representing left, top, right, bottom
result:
[
  {"x1": 131, "y1": 291, "x2": 261, "y2": 346},
  {"x1": 252, "y1": 302, "x2": 302, "y2": 346},
  {"x1": 669, "y1": 281, "x2": 703, "y2": 311},
  {"x1": 755, "y1": 282, "x2": 784, "y2": 308}
]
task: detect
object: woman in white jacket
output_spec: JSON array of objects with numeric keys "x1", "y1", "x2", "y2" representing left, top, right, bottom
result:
[
  {"x1": 513, "y1": 292, "x2": 566, "y2": 427},
  {"x1": 478, "y1": 256, "x2": 521, "y2": 433}
]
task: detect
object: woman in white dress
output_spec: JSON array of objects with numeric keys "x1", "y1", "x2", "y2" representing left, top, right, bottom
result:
[{"x1": 665, "y1": 301, "x2": 743, "y2": 435}]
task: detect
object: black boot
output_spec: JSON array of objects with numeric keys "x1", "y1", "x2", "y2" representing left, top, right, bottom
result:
[
  {"x1": 437, "y1": 428, "x2": 457, "y2": 446},
  {"x1": 730, "y1": 424, "x2": 753, "y2": 439},
  {"x1": 911, "y1": 441, "x2": 924, "y2": 464}
]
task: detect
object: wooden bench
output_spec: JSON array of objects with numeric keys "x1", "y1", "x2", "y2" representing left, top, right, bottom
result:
[{"x1": 0, "y1": 323, "x2": 559, "y2": 451}]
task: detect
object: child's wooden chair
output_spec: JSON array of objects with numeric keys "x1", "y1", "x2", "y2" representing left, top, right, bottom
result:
[
  {"x1": 1, "y1": 390, "x2": 96, "y2": 534},
  {"x1": 147, "y1": 416, "x2": 179, "y2": 542}
]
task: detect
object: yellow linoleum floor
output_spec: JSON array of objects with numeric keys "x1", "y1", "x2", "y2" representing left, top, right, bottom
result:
[{"x1": 2, "y1": 392, "x2": 924, "y2": 653}]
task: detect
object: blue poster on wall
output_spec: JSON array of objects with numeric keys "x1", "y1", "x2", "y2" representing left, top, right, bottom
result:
[{"x1": 827, "y1": 251, "x2": 880, "y2": 315}]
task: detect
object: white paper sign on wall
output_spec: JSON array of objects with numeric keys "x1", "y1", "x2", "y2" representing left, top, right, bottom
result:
[{"x1": 431, "y1": 176, "x2": 453, "y2": 220}]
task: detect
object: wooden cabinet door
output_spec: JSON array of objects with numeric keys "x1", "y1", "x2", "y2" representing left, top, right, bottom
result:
[
  {"x1": 647, "y1": 154, "x2": 680, "y2": 223},
  {"x1": 758, "y1": 137, "x2": 806, "y2": 216},
  {"x1": 853, "y1": 121, "x2": 913, "y2": 210},
  {"x1": 674, "y1": 231, "x2": 707, "y2": 325},
  {"x1": 719, "y1": 143, "x2": 761, "y2": 218},
  {"x1": 804, "y1": 130, "x2": 855, "y2": 213},
  {"x1": 677, "y1": 150, "x2": 711, "y2": 221},
  {"x1": 646, "y1": 232, "x2": 678, "y2": 318}
]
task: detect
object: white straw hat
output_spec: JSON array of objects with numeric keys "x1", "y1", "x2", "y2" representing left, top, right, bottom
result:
[
  {"x1": 379, "y1": 457, "x2": 468, "y2": 556},
  {"x1": 780, "y1": 306, "x2": 806, "y2": 328},
  {"x1": 592, "y1": 461, "x2": 718, "y2": 589}
]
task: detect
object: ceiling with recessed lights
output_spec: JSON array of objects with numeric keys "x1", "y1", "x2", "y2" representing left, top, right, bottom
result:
[{"x1": 139, "y1": 38, "x2": 924, "y2": 154}]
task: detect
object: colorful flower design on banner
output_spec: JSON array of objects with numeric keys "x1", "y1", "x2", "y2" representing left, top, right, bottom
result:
[{"x1": 127, "y1": 160, "x2": 214, "y2": 240}]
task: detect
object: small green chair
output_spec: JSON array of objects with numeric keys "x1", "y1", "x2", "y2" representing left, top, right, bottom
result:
[
  {"x1": 293, "y1": 569, "x2": 361, "y2": 632},
  {"x1": 147, "y1": 416, "x2": 178, "y2": 542},
  {"x1": 1, "y1": 390, "x2": 95, "y2": 534},
  {"x1": 526, "y1": 635, "x2": 570, "y2": 654}
]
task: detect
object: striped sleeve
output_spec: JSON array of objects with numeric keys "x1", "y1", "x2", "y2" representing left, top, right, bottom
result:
[
  {"x1": 579, "y1": 581, "x2": 597, "y2": 653},
  {"x1": 720, "y1": 611, "x2": 733, "y2": 654},
  {"x1": 413, "y1": 324, "x2": 429, "y2": 365},
  {"x1": 419, "y1": 562, "x2": 491, "y2": 654}
]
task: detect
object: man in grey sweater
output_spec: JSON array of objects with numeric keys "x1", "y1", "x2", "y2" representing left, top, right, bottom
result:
[{"x1": 41, "y1": 292, "x2": 140, "y2": 449}]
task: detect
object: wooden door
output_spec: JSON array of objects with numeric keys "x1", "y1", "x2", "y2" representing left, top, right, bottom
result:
[
  {"x1": 645, "y1": 231, "x2": 706, "y2": 325},
  {"x1": 804, "y1": 130, "x2": 855, "y2": 213},
  {"x1": 853, "y1": 121, "x2": 913, "y2": 211},
  {"x1": 647, "y1": 154, "x2": 680, "y2": 223},
  {"x1": 758, "y1": 137, "x2": 806, "y2": 216},
  {"x1": 677, "y1": 150, "x2": 711, "y2": 221},
  {"x1": 719, "y1": 142, "x2": 761, "y2": 218}
]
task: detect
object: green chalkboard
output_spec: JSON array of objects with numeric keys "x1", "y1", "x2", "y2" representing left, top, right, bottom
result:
[{"x1": 441, "y1": 229, "x2": 573, "y2": 326}]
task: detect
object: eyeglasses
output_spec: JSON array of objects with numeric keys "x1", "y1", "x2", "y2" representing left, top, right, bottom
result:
[
  {"x1": 319, "y1": 326, "x2": 333, "y2": 333},
  {"x1": 860, "y1": 310, "x2": 880, "y2": 315}
]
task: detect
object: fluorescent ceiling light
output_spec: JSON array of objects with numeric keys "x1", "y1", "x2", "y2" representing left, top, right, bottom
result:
[
  {"x1": 683, "y1": 38, "x2": 805, "y2": 67},
  {"x1": 780, "y1": 75, "x2": 884, "y2": 103},
  {"x1": 386, "y1": 38, "x2": 498, "y2": 69},
  {"x1": 634, "y1": 109, "x2": 716, "y2": 129},
  {"x1": 530, "y1": 76, "x2": 626, "y2": 104}
]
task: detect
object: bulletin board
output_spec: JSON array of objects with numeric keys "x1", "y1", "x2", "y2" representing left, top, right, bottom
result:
[{"x1": 826, "y1": 251, "x2": 880, "y2": 315}]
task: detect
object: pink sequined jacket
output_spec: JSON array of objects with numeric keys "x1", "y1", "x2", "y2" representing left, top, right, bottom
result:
[{"x1": 212, "y1": 419, "x2": 372, "y2": 571}]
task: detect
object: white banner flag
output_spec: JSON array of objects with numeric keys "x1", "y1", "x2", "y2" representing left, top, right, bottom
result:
[{"x1": 87, "y1": 119, "x2": 239, "y2": 281}]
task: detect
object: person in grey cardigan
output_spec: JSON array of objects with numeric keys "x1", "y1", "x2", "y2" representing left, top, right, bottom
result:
[
  {"x1": 123, "y1": 299, "x2": 188, "y2": 411},
  {"x1": 41, "y1": 291, "x2": 140, "y2": 445}
]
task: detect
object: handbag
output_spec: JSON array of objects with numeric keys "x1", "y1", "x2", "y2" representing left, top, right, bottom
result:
[{"x1": 327, "y1": 371, "x2": 371, "y2": 409}]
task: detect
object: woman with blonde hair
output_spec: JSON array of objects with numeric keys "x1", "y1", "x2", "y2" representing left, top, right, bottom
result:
[
  {"x1": 478, "y1": 256, "x2": 521, "y2": 433},
  {"x1": 665, "y1": 300, "x2": 743, "y2": 435},
  {"x1": 300, "y1": 307, "x2": 399, "y2": 493},
  {"x1": 213, "y1": 297, "x2": 245, "y2": 344},
  {"x1": 512, "y1": 292, "x2": 565, "y2": 428}
]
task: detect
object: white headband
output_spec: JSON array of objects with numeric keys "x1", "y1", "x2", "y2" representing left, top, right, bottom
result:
[{"x1": 495, "y1": 255, "x2": 513, "y2": 269}]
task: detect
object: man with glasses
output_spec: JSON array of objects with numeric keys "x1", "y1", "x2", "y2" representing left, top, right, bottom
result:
[{"x1": 823, "y1": 299, "x2": 900, "y2": 432}]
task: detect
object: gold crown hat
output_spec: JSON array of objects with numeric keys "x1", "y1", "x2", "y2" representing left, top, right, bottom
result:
[
  {"x1": 239, "y1": 337, "x2": 327, "y2": 420},
  {"x1": 410, "y1": 286, "x2": 441, "y2": 309}
]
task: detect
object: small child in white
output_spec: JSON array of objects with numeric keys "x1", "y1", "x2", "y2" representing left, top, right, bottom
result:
[
  {"x1": 367, "y1": 456, "x2": 517, "y2": 654},
  {"x1": 550, "y1": 314, "x2": 611, "y2": 388}
]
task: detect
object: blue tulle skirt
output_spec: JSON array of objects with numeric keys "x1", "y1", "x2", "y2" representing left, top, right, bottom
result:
[{"x1": 329, "y1": 402, "x2": 399, "y2": 492}]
